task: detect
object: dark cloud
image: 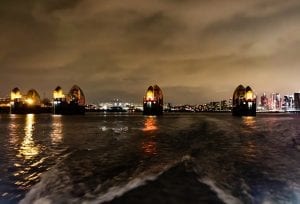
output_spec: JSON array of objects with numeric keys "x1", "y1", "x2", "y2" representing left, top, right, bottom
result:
[{"x1": 1, "y1": 0, "x2": 300, "y2": 103}]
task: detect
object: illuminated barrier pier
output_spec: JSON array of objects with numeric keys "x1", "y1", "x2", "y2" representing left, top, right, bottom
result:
[
  {"x1": 53, "y1": 86, "x2": 68, "y2": 115},
  {"x1": 53, "y1": 85, "x2": 85, "y2": 115},
  {"x1": 232, "y1": 85, "x2": 256, "y2": 116},
  {"x1": 10, "y1": 88, "x2": 41, "y2": 114},
  {"x1": 143, "y1": 85, "x2": 163, "y2": 115}
]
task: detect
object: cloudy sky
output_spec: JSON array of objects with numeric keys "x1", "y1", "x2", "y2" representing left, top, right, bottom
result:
[{"x1": 1, "y1": 0, "x2": 300, "y2": 104}]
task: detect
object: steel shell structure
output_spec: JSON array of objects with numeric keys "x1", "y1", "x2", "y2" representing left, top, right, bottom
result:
[
  {"x1": 143, "y1": 85, "x2": 163, "y2": 115},
  {"x1": 232, "y1": 85, "x2": 256, "y2": 116}
]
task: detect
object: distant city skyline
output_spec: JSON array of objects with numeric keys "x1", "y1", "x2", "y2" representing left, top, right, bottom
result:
[{"x1": 1, "y1": 1, "x2": 300, "y2": 104}]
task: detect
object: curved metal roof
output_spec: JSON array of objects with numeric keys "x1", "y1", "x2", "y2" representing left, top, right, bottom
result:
[{"x1": 68, "y1": 85, "x2": 85, "y2": 105}]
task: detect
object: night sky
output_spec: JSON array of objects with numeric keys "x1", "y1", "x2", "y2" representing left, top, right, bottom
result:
[{"x1": 1, "y1": 0, "x2": 300, "y2": 104}]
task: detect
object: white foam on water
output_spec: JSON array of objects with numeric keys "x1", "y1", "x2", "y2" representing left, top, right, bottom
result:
[
  {"x1": 21, "y1": 157, "x2": 183, "y2": 204},
  {"x1": 256, "y1": 179, "x2": 300, "y2": 204},
  {"x1": 20, "y1": 152, "x2": 75, "y2": 204},
  {"x1": 200, "y1": 177, "x2": 242, "y2": 204},
  {"x1": 23, "y1": 173, "x2": 162, "y2": 204},
  {"x1": 84, "y1": 157, "x2": 190, "y2": 204},
  {"x1": 84, "y1": 155, "x2": 205, "y2": 204},
  {"x1": 31, "y1": 197, "x2": 52, "y2": 204},
  {"x1": 83, "y1": 173, "x2": 161, "y2": 204},
  {"x1": 21, "y1": 154, "x2": 195, "y2": 204},
  {"x1": 20, "y1": 167, "x2": 75, "y2": 204},
  {"x1": 289, "y1": 182, "x2": 300, "y2": 204}
]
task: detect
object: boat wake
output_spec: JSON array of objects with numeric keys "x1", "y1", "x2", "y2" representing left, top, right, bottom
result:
[{"x1": 20, "y1": 154, "x2": 242, "y2": 204}]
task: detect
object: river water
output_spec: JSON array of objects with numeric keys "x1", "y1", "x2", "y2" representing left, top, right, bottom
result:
[{"x1": 0, "y1": 113, "x2": 299, "y2": 204}]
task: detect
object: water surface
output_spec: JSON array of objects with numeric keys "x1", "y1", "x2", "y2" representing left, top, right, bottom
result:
[{"x1": 0, "y1": 113, "x2": 299, "y2": 203}]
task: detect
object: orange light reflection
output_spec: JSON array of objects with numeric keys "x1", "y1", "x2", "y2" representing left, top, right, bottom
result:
[
  {"x1": 142, "y1": 141, "x2": 157, "y2": 155},
  {"x1": 242, "y1": 116, "x2": 256, "y2": 128},
  {"x1": 142, "y1": 116, "x2": 158, "y2": 132},
  {"x1": 142, "y1": 117, "x2": 158, "y2": 156}
]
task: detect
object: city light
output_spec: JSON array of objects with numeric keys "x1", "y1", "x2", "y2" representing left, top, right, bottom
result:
[
  {"x1": 53, "y1": 91, "x2": 65, "y2": 99},
  {"x1": 11, "y1": 92, "x2": 22, "y2": 100},
  {"x1": 25, "y1": 98, "x2": 34, "y2": 105},
  {"x1": 246, "y1": 90, "x2": 254, "y2": 101},
  {"x1": 146, "y1": 90, "x2": 154, "y2": 101}
]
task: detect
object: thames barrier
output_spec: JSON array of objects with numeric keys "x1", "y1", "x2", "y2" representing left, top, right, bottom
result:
[
  {"x1": 232, "y1": 84, "x2": 256, "y2": 116},
  {"x1": 143, "y1": 85, "x2": 164, "y2": 115},
  {"x1": 1, "y1": 84, "x2": 260, "y2": 116},
  {"x1": 8, "y1": 85, "x2": 86, "y2": 115},
  {"x1": 53, "y1": 85, "x2": 85, "y2": 115}
]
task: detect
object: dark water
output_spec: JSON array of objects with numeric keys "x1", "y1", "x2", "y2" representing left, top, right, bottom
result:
[{"x1": 0, "y1": 113, "x2": 300, "y2": 204}]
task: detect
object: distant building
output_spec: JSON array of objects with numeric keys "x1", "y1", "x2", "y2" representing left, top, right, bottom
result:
[
  {"x1": 294, "y1": 93, "x2": 300, "y2": 111},
  {"x1": 143, "y1": 85, "x2": 163, "y2": 115},
  {"x1": 260, "y1": 93, "x2": 268, "y2": 110},
  {"x1": 232, "y1": 85, "x2": 256, "y2": 116},
  {"x1": 209, "y1": 101, "x2": 221, "y2": 111},
  {"x1": 228, "y1": 98, "x2": 233, "y2": 110},
  {"x1": 221, "y1": 100, "x2": 229, "y2": 111},
  {"x1": 282, "y1": 95, "x2": 294, "y2": 111},
  {"x1": 0, "y1": 97, "x2": 10, "y2": 113},
  {"x1": 0, "y1": 98, "x2": 10, "y2": 107},
  {"x1": 270, "y1": 93, "x2": 281, "y2": 111}
]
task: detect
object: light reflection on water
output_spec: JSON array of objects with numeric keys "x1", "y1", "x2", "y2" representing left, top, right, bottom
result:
[
  {"x1": 242, "y1": 116, "x2": 258, "y2": 159},
  {"x1": 243, "y1": 141, "x2": 258, "y2": 160},
  {"x1": 142, "y1": 116, "x2": 158, "y2": 132},
  {"x1": 2, "y1": 114, "x2": 46, "y2": 202},
  {"x1": 1, "y1": 113, "x2": 300, "y2": 204},
  {"x1": 142, "y1": 116, "x2": 158, "y2": 156},
  {"x1": 8, "y1": 115, "x2": 20, "y2": 150},
  {"x1": 242, "y1": 116, "x2": 256, "y2": 128},
  {"x1": 141, "y1": 141, "x2": 157, "y2": 156},
  {"x1": 17, "y1": 114, "x2": 39, "y2": 160},
  {"x1": 51, "y1": 115, "x2": 63, "y2": 144}
]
